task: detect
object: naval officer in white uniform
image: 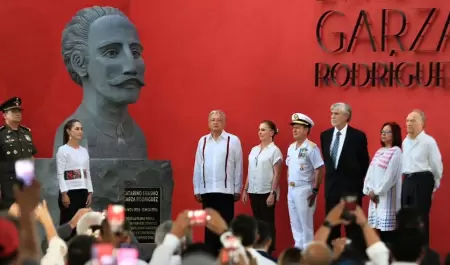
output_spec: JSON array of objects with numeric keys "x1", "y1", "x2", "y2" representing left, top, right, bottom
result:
[{"x1": 286, "y1": 113, "x2": 324, "y2": 250}]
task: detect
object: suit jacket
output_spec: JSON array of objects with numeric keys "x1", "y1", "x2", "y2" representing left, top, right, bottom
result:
[{"x1": 320, "y1": 126, "x2": 370, "y2": 201}]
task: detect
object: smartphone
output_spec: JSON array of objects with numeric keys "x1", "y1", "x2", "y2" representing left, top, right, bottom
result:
[
  {"x1": 117, "y1": 248, "x2": 138, "y2": 265},
  {"x1": 343, "y1": 195, "x2": 357, "y2": 211},
  {"x1": 188, "y1": 210, "x2": 210, "y2": 225},
  {"x1": 107, "y1": 204, "x2": 125, "y2": 233},
  {"x1": 92, "y1": 243, "x2": 116, "y2": 265},
  {"x1": 15, "y1": 159, "x2": 35, "y2": 186}
]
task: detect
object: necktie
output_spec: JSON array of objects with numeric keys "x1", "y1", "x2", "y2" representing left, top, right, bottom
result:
[{"x1": 331, "y1": 131, "x2": 341, "y2": 168}]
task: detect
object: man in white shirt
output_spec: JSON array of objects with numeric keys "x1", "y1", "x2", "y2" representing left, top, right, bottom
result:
[
  {"x1": 402, "y1": 109, "x2": 443, "y2": 245},
  {"x1": 192, "y1": 110, "x2": 243, "y2": 255},
  {"x1": 286, "y1": 113, "x2": 324, "y2": 250}
]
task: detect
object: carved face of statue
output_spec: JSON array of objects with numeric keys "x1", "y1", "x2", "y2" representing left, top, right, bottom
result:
[{"x1": 86, "y1": 15, "x2": 146, "y2": 105}]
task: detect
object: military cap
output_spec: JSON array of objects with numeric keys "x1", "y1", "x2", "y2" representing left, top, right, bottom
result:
[
  {"x1": 0, "y1": 97, "x2": 22, "y2": 112},
  {"x1": 290, "y1": 113, "x2": 314, "y2": 127}
]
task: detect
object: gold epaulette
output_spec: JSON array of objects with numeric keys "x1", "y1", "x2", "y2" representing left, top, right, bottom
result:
[{"x1": 307, "y1": 140, "x2": 317, "y2": 147}]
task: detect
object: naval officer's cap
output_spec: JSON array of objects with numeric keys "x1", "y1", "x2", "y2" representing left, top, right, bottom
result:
[
  {"x1": 0, "y1": 97, "x2": 23, "y2": 112},
  {"x1": 290, "y1": 113, "x2": 314, "y2": 128}
]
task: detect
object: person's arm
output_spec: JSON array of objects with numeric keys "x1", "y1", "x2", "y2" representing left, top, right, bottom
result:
[
  {"x1": 29, "y1": 131, "x2": 38, "y2": 156},
  {"x1": 428, "y1": 138, "x2": 443, "y2": 191},
  {"x1": 270, "y1": 148, "x2": 283, "y2": 191},
  {"x1": 358, "y1": 132, "x2": 370, "y2": 176},
  {"x1": 56, "y1": 149, "x2": 69, "y2": 193},
  {"x1": 373, "y1": 149, "x2": 402, "y2": 195},
  {"x1": 309, "y1": 146, "x2": 325, "y2": 191},
  {"x1": 193, "y1": 138, "x2": 203, "y2": 195},
  {"x1": 362, "y1": 172, "x2": 373, "y2": 196},
  {"x1": 234, "y1": 137, "x2": 243, "y2": 194},
  {"x1": 57, "y1": 223, "x2": 74, "y2": 240},
  {"x1": 85, "y1": 152, "x2": 94, "y2": 193}
]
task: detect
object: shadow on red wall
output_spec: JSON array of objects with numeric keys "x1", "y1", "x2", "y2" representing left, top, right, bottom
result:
[{"x1": 0, "y1": 0, "x2": 449, "y2": 257}]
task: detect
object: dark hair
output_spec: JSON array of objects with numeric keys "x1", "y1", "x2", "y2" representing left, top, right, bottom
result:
[
  {"x1": 67, "y1": 235, "x2": 96, "y2": 265},
  {"x1": 396, "y1": 207, "x2": 423, "y2": 229},
  {"x1": 230, "y1": 214, "x2": 258, "y2": 247},
  {"x1": 261, "y1": 120, "x2": 279, "y2": 139},
  {"x1": 63, "y1": 119, "x2": 81, "y2": 145},
  {"x1": 391, "y1": 228, "x2": 425, "y2": 262},
  {"x1": 380, "y1": 122, "x2": 402, "y2": 148},
  {"x1": 255, "y1": 220, "x2": 272, "y2": 248},
  {"x1": 279, "y1": 247, "x2": 302, "y2": 265},
  {"x1": 445, "y1": 252, "x2": 450, "y2": 265}
]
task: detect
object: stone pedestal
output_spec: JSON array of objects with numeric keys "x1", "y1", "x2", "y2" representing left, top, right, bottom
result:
[{"x1": 34, "y1": 158, "x2": 173, "y2": 260}]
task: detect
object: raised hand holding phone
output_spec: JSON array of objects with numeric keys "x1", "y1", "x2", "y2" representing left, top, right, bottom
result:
[
  {"x1": 107, "y1": 204, "x2": 125, "y2": 233},
  {"x1": 15, "y1": 159, "x2": 35, "y2": 186}
]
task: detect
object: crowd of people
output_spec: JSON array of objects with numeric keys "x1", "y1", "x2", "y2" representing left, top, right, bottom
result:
[
  {"x1": 0, "y1": 179, "x2": 447, "y2": 265},
  {"x1": 0, "y1": 95, "x2": 447, "y2": 265}
]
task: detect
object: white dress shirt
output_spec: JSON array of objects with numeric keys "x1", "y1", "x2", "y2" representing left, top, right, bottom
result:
[
  {"x1": 331, "y1": 124, "x2": 348, "y2": 168},
  {"x1": 149, "y1": 234, "x2": 182, "y2": 265},
  {"x1": 247, "y1": 142, "x2": 283, "y2": 195},
  {"x1": 193, "y1": 131, "x2": 243, "y2": 195},
  {"x1": 56, "y1": 144, "x2": 93, "y2": 193},
  {"x1": 402, "y1": 131, "x2": 443, "y2": 190},
  {"x1": 247, "y1": 248, "x2": 277, "y2": 265}
]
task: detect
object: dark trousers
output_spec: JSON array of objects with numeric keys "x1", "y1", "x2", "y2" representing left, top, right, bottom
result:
[
  {"x1": 58, "y1": 189, "x2": 88, "y2": 226},
  {"x1": 401, "y1": 171, "x2": 434, "y2": 246},
  {"x1": 325, "y1": 196, "x2": 366, "y2": 254},
  {"x1": 249, "y1": 193, "x2": 276, "y2": 253},
  {"x1": 376, "y1": 229, "x2": 395, "y2": 246},
  {"x1": 202, "y1": 193, "x2": 234, "y2": 256},
  {"x1": 0, "y1": 179, "x2": 16, "y2": 209}
]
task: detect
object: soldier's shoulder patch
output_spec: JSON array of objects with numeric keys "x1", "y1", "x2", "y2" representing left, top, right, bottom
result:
[{"x1": 19, "y1": 125, "x2": 31, "y2": 132}]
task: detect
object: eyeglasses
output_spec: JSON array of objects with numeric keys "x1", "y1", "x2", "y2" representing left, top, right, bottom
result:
[{"x1": 380, "y1": 131, "x2": 392, "y2": 134}]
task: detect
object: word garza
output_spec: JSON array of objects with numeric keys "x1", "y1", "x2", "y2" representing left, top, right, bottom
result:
[
  {"x1": 316, "y1": 8, "x2": 449, "y2": 53},
  {"x1": 315, "y1": 61, "x2": 448, "y2": 88}
]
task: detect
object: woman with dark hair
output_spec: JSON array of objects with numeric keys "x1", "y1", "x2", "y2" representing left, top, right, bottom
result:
[
  {"x1": 363, "y1": 122, "x2": 402, "y2": 243},
  {"x1": 57, "y1": 119, "x2": 93, "y2": 225},
  {"x1": 241, "y1": 120, "x2": 282, "y2": 254}
]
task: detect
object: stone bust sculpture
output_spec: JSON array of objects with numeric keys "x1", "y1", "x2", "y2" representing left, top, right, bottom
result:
[{"x1": 52, "y1": 6, "x2": 148, "y2": 159}]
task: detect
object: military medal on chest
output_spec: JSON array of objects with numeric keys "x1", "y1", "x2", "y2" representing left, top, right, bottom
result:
[
  {"x1": 298, "y1": 148, "x2": 308, "y2": 159},
  {"x1": 24, "y1": 135, "x2": 31, "y2": 141}
]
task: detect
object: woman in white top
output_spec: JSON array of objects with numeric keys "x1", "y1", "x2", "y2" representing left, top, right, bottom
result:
[
  {"x1": 363, "y1": 122, "x2": 402, "y2": 244},
  {"x1": 57, "y1": 119, "x2": 93, "y2": 226},
  {"x1": 242, "y1": 120, "x2": 283, "y2": 254}
]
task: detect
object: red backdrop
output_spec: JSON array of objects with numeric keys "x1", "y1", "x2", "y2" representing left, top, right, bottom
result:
[{"x1": 1, "y1": 0, "x2": 449, "y2": 256}]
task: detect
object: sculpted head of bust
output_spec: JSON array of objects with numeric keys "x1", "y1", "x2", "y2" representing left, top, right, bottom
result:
[{"x1": 62, "y1": 6, "x2": 146, "y2": 105}]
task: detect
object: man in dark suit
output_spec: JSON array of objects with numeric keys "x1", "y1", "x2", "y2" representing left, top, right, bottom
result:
[{"x1": 319, "y1": 103, "x2": 370, "y2": 251}]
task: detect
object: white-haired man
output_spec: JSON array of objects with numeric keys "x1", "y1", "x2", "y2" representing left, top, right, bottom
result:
[
  {"x1": 402, "y1": 109, "x2": 443, "y2": 245},
  {"x1": 320, "y1": 103, "x2": 370, "y2": 251},
  {"x1": 192, "y1": 110, "x2": 243, "y2": 254}
]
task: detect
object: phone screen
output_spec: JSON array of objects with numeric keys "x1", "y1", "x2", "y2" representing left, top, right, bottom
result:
[
  {"x1": 344, "y1": 196, "x2": 357, "y2": 211},
  {"x1": 107, "y1": 205, "x2": 125, "y2": 232},
  {"x1": 92, "y1": 243, "x2": 115, "y2": 265},
  {"x1": 117, "y1": 248, "x2": 138, "y2": 265},
  {"x1": 188, "y1": 210, "x2": 210, "y2": 225},
  {"x1": 15, "y1": 159, "x2": 35, "y2": 186}
]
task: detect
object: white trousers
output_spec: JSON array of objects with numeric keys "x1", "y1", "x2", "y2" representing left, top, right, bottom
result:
[{"x1": 287, "y1": 185, "x2": 316, "y2": 249}]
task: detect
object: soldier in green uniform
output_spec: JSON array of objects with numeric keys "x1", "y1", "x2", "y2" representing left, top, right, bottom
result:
[{"x1": 0, "y1": 97, "x2": 37, "y2": 208}]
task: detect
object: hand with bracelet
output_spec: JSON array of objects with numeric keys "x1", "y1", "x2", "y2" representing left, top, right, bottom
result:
[
  {"x1": 307, "y1": 187, "x2": 319, "y2": 208},
  {"x1": 322, "y1": 200, "x2": 349, "y2": 228}
]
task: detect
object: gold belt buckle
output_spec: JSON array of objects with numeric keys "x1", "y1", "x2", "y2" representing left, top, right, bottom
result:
[{"x1": 289, "y1": 182, "x2": 296, "y2": 187}]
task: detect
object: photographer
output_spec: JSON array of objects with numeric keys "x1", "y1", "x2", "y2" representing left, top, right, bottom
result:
[{"x1": 313, "y1": 201, "x2": 389, "y2": 265}]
